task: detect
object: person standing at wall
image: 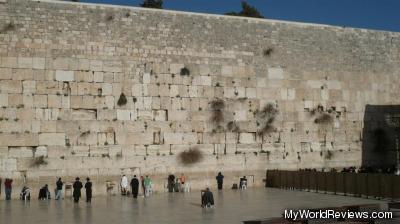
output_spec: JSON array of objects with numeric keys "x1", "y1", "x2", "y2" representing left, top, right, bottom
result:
[
  {"x1": 84, "y1": 177, "x2": 92, "y2": 203},
  {"x1": 55, "y1": 178, "x2": 63, "y2": 200},
  {"x1": 216, "y1": 172, "x2": 224, "y2": 190},
  {"x1": 144, "y1": 175, "x2": 152, "y2": 197},
  {"x1": 167, "y1": 174, "x2": 175, "y2": 193},
  {"x1": 140, "y1": 176, "x2": 145, "y2": 196},
  {"x1": 130, "y1": 175, "x2": 139, "y2": 198},
  {"x1": 179, "y1": 173, "x2": 186, "y2": 192},
  {"x1": 73, "y1": 177, "x2": 83, "y2": 203},
  {"x1": 4, "y1": 178, "x2": 12, "y2": 200},
  {"x1": 121, "y1": 175, "x2": 128, "y2": 195}
]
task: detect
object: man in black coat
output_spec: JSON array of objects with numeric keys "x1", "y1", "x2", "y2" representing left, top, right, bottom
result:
[
  {"x1": 73, "y1": 177, "x2": 83, "y2": 203},
  {"x1": 84, "y1": 177, "x2": 92, "y2": 203},
  {"x1": 130, "y1": 175, "x2": 139, "y2": 198},
  {"x1": 167, "y1": 174, "x2": 175, "y2": 193},
  {"x1": 216, "y1": 172, "x2": 224, "y2": 190},
  {"x1": 201, "y1": 188, "x2": 214, "y2": 208}
]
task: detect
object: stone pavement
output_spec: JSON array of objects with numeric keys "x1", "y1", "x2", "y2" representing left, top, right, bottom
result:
[{"x1": 0, "y1": 187, "x2": 390, "y2": 224}]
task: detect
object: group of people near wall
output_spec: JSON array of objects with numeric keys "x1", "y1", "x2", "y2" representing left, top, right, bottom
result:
[
  {"x1": 1, "y1": 171, "x2": 247, "y2": 208},
  {"x1": 167, "y1": 173, "x2": 187, "y2": 193},
  {"x1": 120, "y1": 175, "x2": 152, "y2": 198}
]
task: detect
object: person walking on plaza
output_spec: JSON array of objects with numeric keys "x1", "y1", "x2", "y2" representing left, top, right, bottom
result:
[
  {"x1": 201, "y1": 187, "x2": 214, "y2": 208},
  {"x1": 73, "y1": 177, "x2": 83, "y2": 203},
  {"x1": 130, "y1": 175, "x2": 139, "y2": 198},
  {"x1": 144, "y1": 175, "x2": 152, "y2": 197},
  {"x1": 55, "y1": 178, "x2": 63, "y2": 200},
  {"x1": 85, "y1": 177, "x2": 92, "y2": 203},
  {"x1": 4, "y1": 178, "x2": 13, "y2": 200},
  {"x1": 121, "y1": 174, "x2": 129, "y2": 195},
  {"x1": 216, "y1": 172, "x2": 224, "y2": 190}
]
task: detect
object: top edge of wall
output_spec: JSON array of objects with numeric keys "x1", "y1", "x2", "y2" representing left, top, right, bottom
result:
[{"x1": 8, "y1": 0, "x2": 400, "y2": 35}]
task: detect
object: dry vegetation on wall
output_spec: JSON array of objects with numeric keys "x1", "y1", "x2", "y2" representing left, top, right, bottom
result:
[
  {"x1": 309, "y1": 105, "x2": 334, "y2": 125},
  {"x1": 117, "y1": 93, "x2": 127, "y2": 106},
  {"x1": 210, "y1": 99, "x2": 225, "y2": 129},
  {"x1": 177, "y1": 147, "x2": 203, "y2": 165},
  {"x1": 30, "y1": 156, "x2": 48, "y2": 167},
  {"x1": 227, "y1": 121, "x2": 240, "y2": 132},
  {"x1": 256, "y1": 103, "x2": 279, "y2": 136},
  {"x1": 263, "y1": 47, "x2": 274, "y2": 57},
  {"x1": 180, "y1": 67, "x2": 190, "y2": 76}
]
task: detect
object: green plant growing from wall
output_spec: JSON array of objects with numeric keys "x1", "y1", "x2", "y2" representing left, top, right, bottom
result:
[
  {"x1": 210, "y1": 98, "x2": 225, "y2": 132},
  {"x1": 117, "y1": 93, "x2": 127, "y2": 106},
  {"x1": 256, "y1": 103, "x2": 279, "y2": 140},
  {"x1": 263, "y1": 47, "x2": 274, "y2": 57},
  {"x1": 180, "y1": 67, "x2": 190, "y2": 76},
  {"x1": 177, "y1": 147, "x2": 203, "y2": 165},
  {"x1": 1, "y1": 22, "x2": 15, "y2": 33}
]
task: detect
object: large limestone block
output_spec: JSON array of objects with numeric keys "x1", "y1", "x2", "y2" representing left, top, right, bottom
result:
[
  {"x1": 72, "y1": 109, "x2": 96, "y2": 120},
  {"x1": 32, "y1": 57, "x2": 45, "y2": 70},
  {"x1": 22, "y1": 80, "x2": 36, "y2": 93},
  {"x1": 8, "y1": 147, "x2": 34, "y2": 158},
  {"x1": 239, "y1": 133, "x2": 256, "y2": 144},
  {"x1": 164, "y1": 132, "x2": 183, "y2": 144},
  {"x1": 55, "y1": 70, "x2": 74, "y2": 82},
  {"x1": 35, "y1": 146, "x2": 48, "y2": 157},
  {"x1": 117, "y1": 109, "x2": 131, "y2": 121},
  {"x1": 268, "y1": 67, "x2": 284, "y2": 79},
  {"x1": 0, "y1": 158, "x2": 17, "y2": 171},
  {"x1": 0, "y1": 134, "x2": 38, "y2": 146},
  {"x1": 39, "y1": 133, "x2": 65, "y2": 146},
  {"x1": 18, "y1": 57, "x2": 33, "y2": 69},
  {"x1": 118, "y1": 132, "x2": 153, "y2": 145},
  {"x1": 0, "y1": 80, "x2": 22, "y2": 93},
  {"x1": 0, "y1": 94, "x2": 8, "y2": 107}
]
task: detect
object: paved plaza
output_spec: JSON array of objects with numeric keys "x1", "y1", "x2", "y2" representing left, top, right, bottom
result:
[{"x1": 0, "y1": 187, "x2": 388, "y2": 224}]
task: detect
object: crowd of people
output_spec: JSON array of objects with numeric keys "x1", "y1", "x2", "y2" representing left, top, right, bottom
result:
[
  {"x1": 0, "y1": 172, "x2": 238, "y2": 208},
  {"x1": 300, "y1": 165, "x2": 400, "y2": 175}
]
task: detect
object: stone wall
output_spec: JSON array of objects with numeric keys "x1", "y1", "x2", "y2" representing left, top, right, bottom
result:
[{"x1": 0, "y1": 0, "x2": 399, "y2": 197}]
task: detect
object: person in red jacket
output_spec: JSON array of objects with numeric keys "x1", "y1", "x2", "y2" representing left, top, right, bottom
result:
[{"x1": 4, "y1": 178, "x2": 13, "y2": 200}]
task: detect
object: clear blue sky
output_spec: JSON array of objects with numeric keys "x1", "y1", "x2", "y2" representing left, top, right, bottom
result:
[{"x1": 81, "y1": 0, "x2": 400, "y2": 32}]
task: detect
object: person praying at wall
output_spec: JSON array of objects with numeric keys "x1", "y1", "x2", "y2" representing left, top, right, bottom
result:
[
  {"x1": 73, "y1": 177, "x2": 83, "y2": 203},
  {"x1": 216, "y1": 172, "x2": 224, "y2": 190},
  {"x1": 38, "y1": 184, "x2": 50, "y2": 200},
  {"x1": 140, "y1": 176, "x2": 145, "y2": 195},
  {"x1": 179, "y1": 173, "x2": 186, "y2": 191},
  {"x1": 84, "y1": 177, "x2": 92, "y2": 203},
  {"x1": 144, "y1": 175, "x2": 152, "y2": 197},
  {"x1": 4, "y1": 178, "x2": 13, "y2": 200},
  {"x1": 55, "y1": 178, "x2": 63, "y2": 200},
  {"x1": 167, "y1": 174, "x2": 175, "y2": 193},
  {"x1": 130, "y1": 175, "x2": 139, "y2": 199},
  {"x1": 121, "y1": 175, "x2": 128, "y2": 195}
]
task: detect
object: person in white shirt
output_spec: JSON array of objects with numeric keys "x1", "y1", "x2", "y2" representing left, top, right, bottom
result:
[{"x1": 121, "y1": 175, "x2": 129, "y2": 195}]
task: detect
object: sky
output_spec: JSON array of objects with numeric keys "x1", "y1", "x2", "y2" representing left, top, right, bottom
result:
[{"x1": 80, "y1": 0, "x2": 400, "y2": 32}]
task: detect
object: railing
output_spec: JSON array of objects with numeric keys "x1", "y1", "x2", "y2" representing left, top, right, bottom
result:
[{"x1": 266, "y1": 170, "x2": 400, "y2": 200}]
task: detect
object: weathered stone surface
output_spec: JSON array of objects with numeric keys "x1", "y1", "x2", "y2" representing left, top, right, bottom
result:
[
  {"x1": 55, "y1": 70, "x2": 74, "y2": 82},
  {"x1": 0, "y1": 0, "x2": 398, "y2": 197},
  {"x1": 39, "y1": 133, "x2": 66, "y2": 146}
]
